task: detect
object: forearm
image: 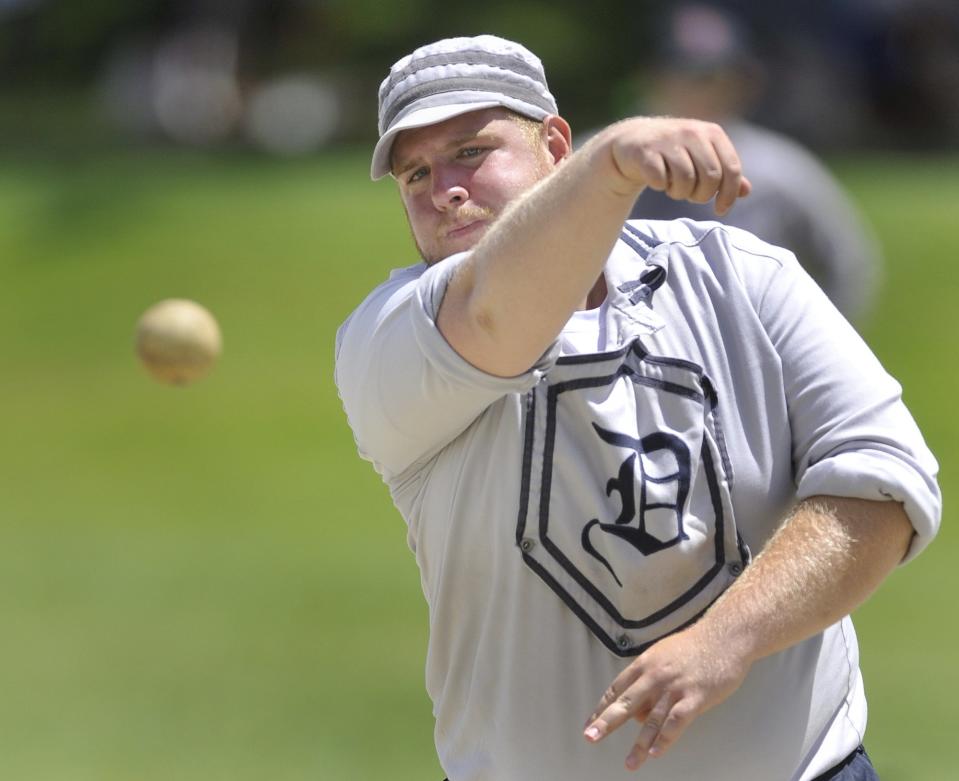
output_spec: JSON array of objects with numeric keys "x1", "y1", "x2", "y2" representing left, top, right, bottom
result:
[
  {"x1": 438, "y1": 128, "x2": 636, "y2": 377},
  {"x1": 437, "y1": 118, "x2": 748, "y2": 377},
  {"x1": 697, "y1": 495, "x2": 914, "y2": 664},
  {"x1": 582, "y1": 494, "x2": 915, "y2": 767}
]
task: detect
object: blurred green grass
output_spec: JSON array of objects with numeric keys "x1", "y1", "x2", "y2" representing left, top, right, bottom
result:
[{"x1": 0, "y1": 148, "x2": 954, "y2": 780}]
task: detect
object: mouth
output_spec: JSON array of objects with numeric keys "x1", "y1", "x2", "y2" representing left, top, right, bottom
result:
[{"x1": 445, "y1": 220, "x2": 486, "y2": 239}]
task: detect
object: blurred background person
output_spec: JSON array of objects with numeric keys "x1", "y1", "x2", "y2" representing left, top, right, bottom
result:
[{"x1": 629, "y1": 3, "x2": 881, "y2": 323}]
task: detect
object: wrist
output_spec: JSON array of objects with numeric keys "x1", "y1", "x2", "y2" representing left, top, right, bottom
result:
[
  {"x1": 691, "y1": 598, "x2": 764, "y2": 671},
  {"x1": 577, "y1": 123, "x2": 649, "y2": 200}
]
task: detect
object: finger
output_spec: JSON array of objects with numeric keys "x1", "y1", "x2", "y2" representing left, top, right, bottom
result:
[
  {"x1": 687, "y1": 143, "x2": 724, "y2": 204},
  {"x1": 584, "y1": 687, "x2": 625, "y2": 734},
  {"x1": 637, "y1": 150, "x2": 669, "y2": 193},
  {"x1": 648, "y1": 699, "x2": 696, "y2": 759},
  {"x1": 709, "y1": 132, "x2": 746, "y2": 215},
  {"x1": 584, "y1": 677, "x2": 658, "y2": 742},
  {"x1": 662, "y1": 147, "x2": 697, "y2": 201},
  {"x1": 625, "y1": 694, "x2": 673, "y2": 771},
  {"x1": 584, "y1": 662, "x2": 645, "y2": 729},
  {"x1": 630, "y1": 700, "x2": 654, "y2": 725}
]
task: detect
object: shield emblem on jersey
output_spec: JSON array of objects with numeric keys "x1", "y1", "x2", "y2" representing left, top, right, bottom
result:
[{"x1": 516, "y1": 340, "x2": 747, "y2": 656}]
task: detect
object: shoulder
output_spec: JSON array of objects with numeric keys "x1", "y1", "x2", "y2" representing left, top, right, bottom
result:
[
  {"x1": 625, "y1": 218, "x2": 800, "y2": 315},
  {"x1": 628, "y1": 217, "x2": 794, "y2": 272},
  {"x1": 335, "y1": 262, "x2": 426, "y2": 358},
  {"x1": 344, "y1": 262, "x2": 427, "y2": 323}
]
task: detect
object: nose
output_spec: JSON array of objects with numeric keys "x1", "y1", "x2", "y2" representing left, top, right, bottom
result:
[{"x1": 431, "y1": 166, "x2": 469, "y2": 211}]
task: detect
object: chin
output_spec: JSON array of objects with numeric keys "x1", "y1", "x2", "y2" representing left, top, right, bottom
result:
[{"x1": 422, "y1": 240, "x2": 475, "y2": 265}]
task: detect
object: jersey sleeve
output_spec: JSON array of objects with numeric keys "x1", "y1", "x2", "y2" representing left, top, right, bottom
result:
[
  {"x1": 735, "y1": 126, "x2": 882, "y2": 322},
  {"x1": 750, "y1": 239, "x2": 941, "y2": 563},
  {"x1": 335, "y1": 253, "x2": 559, "y2": 481}
]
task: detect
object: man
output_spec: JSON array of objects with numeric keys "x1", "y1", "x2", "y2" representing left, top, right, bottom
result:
[
  {"x1": 627, "y1": 4, "x2": 881, "y2": 322},
  {"x1": 335, "y1": 35, "x2": 940, "y2": 780}
]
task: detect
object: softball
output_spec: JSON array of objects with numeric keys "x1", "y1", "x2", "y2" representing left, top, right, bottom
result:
[{"x1": 135, "y1": 298, "x2": 222, "y2": 386}]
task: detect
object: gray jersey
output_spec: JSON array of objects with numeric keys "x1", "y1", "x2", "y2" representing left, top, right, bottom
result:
[
  {"x1": 631, "y1": 121, "x2": 881, "y2": 322},
  {"x1": 335, "y1": 219, "x2": 940, "y2": 781}
]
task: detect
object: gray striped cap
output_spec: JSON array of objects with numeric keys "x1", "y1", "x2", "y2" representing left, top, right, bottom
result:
[{"x1": 371, "y1": 35, "x2": 558, "y2": 180}]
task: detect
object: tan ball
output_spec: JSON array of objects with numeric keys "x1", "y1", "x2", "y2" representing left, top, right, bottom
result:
[{"x1": 135, "y1": 299, "x2": 222, "y2": 386}]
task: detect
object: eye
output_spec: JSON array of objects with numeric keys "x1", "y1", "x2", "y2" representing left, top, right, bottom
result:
[
  {"x1": 407, "y1": 166, "x2": 428, "y2": 185},
  {"x1": 458, "y1": 146, "x2": 485, "y2": 159}
]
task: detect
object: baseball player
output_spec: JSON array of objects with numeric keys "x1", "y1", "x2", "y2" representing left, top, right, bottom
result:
[
  {"x1": 335, "y1": 35, "x2": 941, "y2": 781},
  {"x1": 628, "y1": 4, "x2": 881, "y2": 322}
]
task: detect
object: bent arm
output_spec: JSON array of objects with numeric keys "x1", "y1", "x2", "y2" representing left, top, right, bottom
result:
[
  {"x1": 704, "y1": 496, "x2": 911, "y2": 662},
  {"x1": 438, "y1": 118, "x2": 750, "y2": 377},
  {"x1": 584, "y1": 495, "x2": 913, "y2": 770}
]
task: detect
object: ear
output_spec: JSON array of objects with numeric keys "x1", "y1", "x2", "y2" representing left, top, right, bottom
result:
[{"x1": 543, "y1": 115, "x2": 573, "y2": 165}]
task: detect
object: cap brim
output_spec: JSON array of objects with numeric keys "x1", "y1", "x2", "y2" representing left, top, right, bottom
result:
[{"x1": 370, "y1": 101, "x2": 503, "y2": 180}]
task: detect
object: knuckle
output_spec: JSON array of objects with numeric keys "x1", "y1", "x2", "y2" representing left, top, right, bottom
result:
[
  {"x1": 702, "y1": 165, "x2": 722, "y2": 183},
  {"x1": 637, "y1": 149, "x2": 664, "y2": 172},
  {"x1": 667, "y1": 702, "x2": 694, "y2": 727},
  {"x1": 724, "y1": 160, "x2": 743, "y2": 177},
  {"x1": 642, "y1": 717, "x2": 663, "y2": 733},
  {"x1": 644, "y1": 667, "x2": 668, "y2": 689},
  {"x1": 601, "y1": 685, "x2": 618, "y2": 706}
]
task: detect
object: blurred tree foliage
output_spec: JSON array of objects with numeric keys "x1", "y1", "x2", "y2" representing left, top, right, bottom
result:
[
  {"x1": 0, "y1": 0, "x2": 165, "y2": 84},
  {"x1": 0, "y1": 0, "x2": 665, "y2": 132},
  {"x1": 2, "y1": 0, "x2": 957, "y2": 148}
]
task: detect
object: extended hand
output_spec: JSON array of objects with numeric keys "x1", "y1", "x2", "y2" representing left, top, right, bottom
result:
[
  {"x1": 604, "y1": 117, "x2": 752, "y2": 216},
  {"x1": 583, "y1": 622, "x2": 752, "y2": 771}
]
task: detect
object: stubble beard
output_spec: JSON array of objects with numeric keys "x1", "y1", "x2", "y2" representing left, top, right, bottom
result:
[{"x1": 410, "y1": 204, "x2": 498, "y2": 265}]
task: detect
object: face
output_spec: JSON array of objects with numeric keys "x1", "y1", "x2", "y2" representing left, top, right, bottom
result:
[{"x1": 391, "y1": 108, "x2": 565, "y2": 264}]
